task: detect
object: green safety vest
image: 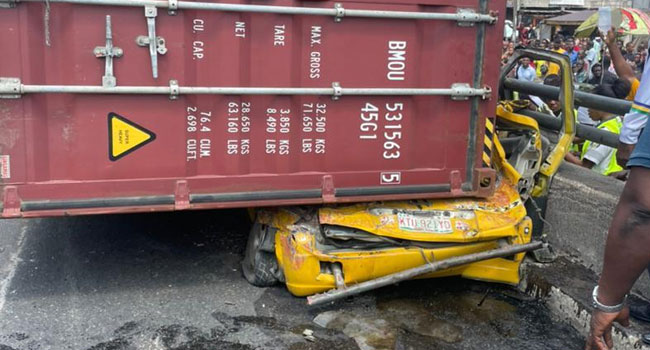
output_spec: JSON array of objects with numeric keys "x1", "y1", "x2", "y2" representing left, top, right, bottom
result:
[{"x1": 580, "y1": 117, "x2": 623, "y2": 176}]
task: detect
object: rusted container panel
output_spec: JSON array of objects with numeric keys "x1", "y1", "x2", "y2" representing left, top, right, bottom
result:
[{"x1": 0, "y1": 0, "x2": 504, "y2": 217}]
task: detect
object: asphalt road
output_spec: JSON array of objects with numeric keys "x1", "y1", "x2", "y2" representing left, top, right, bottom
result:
[{"x1": 0, "y1": 209, "x2": 585, "y2": 350}]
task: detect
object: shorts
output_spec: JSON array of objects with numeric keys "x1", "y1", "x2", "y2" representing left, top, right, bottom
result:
[{"x1": 628, "y1": 128, "x2": 650, "y2": 169}]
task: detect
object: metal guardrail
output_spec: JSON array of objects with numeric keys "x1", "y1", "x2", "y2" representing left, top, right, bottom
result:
[
  {"x1": 501, "y1": 77, "x2": 630, "y2": 148},
  {"x1": 503, "y1": 78, "x2": 632, "y2": 116},
  {"x1": 518, "y1": 109, "x2": 620, "y2": 148}
]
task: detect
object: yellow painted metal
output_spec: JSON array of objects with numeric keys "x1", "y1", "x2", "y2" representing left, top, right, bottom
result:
[
  {"x1": 494, "y1": 101, "x2": 544, "y2": 197},
  {"x1": 483, "y1": 118, "x2": 495, "y2": 167},
  {"x1": 264, "y1": 176, "x2": 533, "y2": 296},
  {"x1": 533, "y1": 51, "x2": 576, "y2": 197},
  {"x1": 496, "y1": 102, "x2": 543, "y2": 154},
  {"x1": 273, "y1": 215, "x2": 532, "y2": 296},
  {"x1": 500, "y1": 49, "x2": 576, "y2": 197},
  {"x1": 318, "y1": 181, "x2": 526, "y2": 243}
]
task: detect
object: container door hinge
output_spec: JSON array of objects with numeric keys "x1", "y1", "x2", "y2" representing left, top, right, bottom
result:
[
  {"x1": 137, "y1": 5, "x2": 167, "y2": 79},
  {"x1": 174, "y1": 180, "x2": 190, "y2": 210},
  {"x1": 0, "y1": 78, "x2": 21, "y2": 99},
  {"x1": 321, "y1": 175, "x2": 336, "y2": 203},
  {"x1": 2, "y1": 186, "x2": 21, "y2": 218},
  {"x1": 94, "y1": 15, "x2": 123, "y2": 88},
  {"x1": 0, "y1": 0, "x2": 17, "y2": 8}
]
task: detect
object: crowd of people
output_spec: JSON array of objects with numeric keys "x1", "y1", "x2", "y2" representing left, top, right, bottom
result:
[
  {"x1": 502, "y1": 29, "x2": 650, "y2": 350},
  {"x1": 503, "y1": 35, "x2": 647, "y2": 83},
  {"x1": 501, "y1": 31, "x2": 649, "y2": 181}
]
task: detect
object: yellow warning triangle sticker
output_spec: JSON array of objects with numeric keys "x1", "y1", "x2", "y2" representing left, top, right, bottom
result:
[{"x1": 108, "y1": 112, "x2": 156, "y2": 161}]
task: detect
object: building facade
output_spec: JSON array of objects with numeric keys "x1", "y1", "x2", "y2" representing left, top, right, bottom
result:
[{"x1": 511, "y1": 0, "x2": 639, "y2": 9}]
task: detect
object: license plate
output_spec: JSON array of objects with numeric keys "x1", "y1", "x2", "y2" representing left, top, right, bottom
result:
[{"x1": 397, "y1": 213, "x2": 453, "y2": 234}]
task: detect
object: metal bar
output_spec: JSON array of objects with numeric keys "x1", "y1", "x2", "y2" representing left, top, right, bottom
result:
[
  {"x1": 331, "y1": 264, "x2": 346, "y2": 289},
  {"x1": 190, "y1": 189, "x2": 322, "y2": 203},
  {"x1": 512, "y1": 0, "x2": 518, "y2": 42},
  {"x1": 9, "y1": 82, "x2": 491, "y2": 98},
  {"x1": 22, "y1": 85, "x2": 170, "y2": 94},
  {"x1": 22, "y1": 195, "x2": 175, "y2": 211},
  {"x1": 104, "y1": 16, "x2": 114, "y2": 82},
  {"x1": 180, "y1": 87, "x2": 489, "y2": 96},
  {"x1": 336, "y1": 183, "x2": 451, "y2": 197},
  {"x1": 144, "y1": 5, "x2": 159, "y2": 79},
  {"x1": 18, "y1": 0, "x2": 497, "y2": 22},
  {"x1": 22, "y1": 189, "x2": 322, "y2": 211},
  {"x1": 464, "y1": 0, "x2": 489, "y2": 190},
  {"x1": 306, "y1": 241, "x2": 545, "y2": 306},
  {"x1": 18, "y1": 182, "x2": 471, "y2": 212},
  {"x1": 503, "y1": 78, "x2": 632, "y2": 116},
  {"x1": 517, "y1": 109, "x2": 619, "y2": 148}
]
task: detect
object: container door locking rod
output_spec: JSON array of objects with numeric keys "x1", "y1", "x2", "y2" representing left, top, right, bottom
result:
[{"x1": 0, "y1": 79, "x2": 492, "y2": 100}]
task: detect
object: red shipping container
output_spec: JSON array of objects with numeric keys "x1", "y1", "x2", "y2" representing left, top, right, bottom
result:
[{"x1": 0, "y1": 0, "x2": 504, "y2": 217}]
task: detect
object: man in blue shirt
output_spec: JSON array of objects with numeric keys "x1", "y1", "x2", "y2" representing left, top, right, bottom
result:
[{"x1": 567, "y1": 38, "x2": 579, "y2": 65}]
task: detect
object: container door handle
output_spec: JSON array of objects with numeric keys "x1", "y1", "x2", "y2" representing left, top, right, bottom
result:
[
  {"x1": 136, "y1": 6, "x2": 167, "y2": 79},
  {"x1": 94, "y1": 15, "x2": 123, "y2": 88}
]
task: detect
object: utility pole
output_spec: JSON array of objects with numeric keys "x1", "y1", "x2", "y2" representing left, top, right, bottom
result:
[{"x1": 512, "y1": 0, "x2": 519, "y2": 43}]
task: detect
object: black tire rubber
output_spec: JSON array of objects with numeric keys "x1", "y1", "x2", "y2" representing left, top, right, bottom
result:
[{"x1": 242, "y1": 223, "x2": 279, "y2": 287}]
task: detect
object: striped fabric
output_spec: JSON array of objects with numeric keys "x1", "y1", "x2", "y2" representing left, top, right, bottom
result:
[{"x1": 620, "y1": 50, "x2": 650, "y2": 144}]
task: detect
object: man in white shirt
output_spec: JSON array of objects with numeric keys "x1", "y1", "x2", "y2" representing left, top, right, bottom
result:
[
  {"x1": 585, "y1": 41, "x2": 598, "y2": 67},
  {"x1": 516, "y1": 57, "x2": 536, "y2": 82},
  {"x1": 618, "y1": 61, "x2": 650, "y2": 164},
  {"x1": 577, "y1": 106, "x2": 597, "y2": 127}
]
